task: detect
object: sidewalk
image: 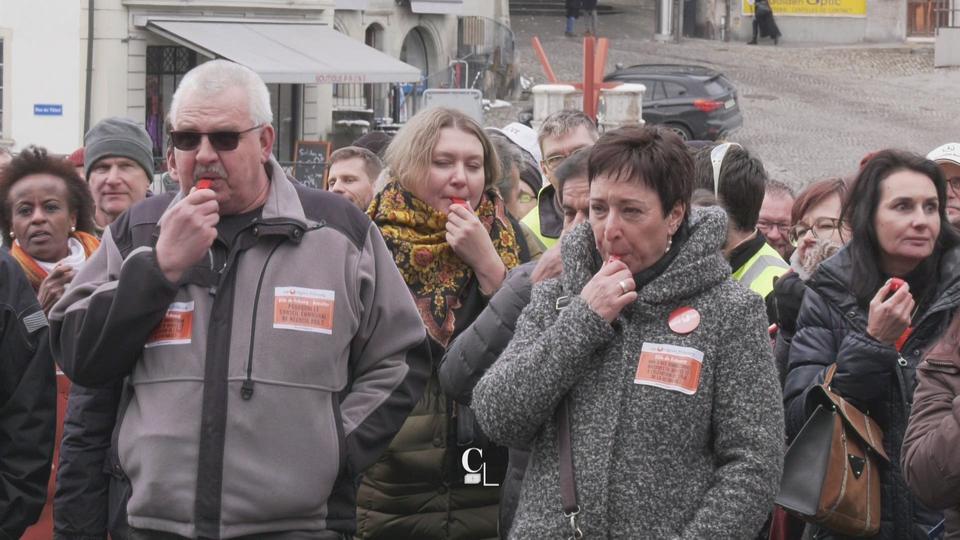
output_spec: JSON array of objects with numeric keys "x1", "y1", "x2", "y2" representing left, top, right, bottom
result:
[{"x1": 491, "y1": 7, "x2": 960, "y2": 188}]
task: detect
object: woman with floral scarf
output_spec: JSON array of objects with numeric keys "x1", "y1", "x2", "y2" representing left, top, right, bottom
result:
[{"x1": 357, "y1": 107, "x2": 525, "y2": 539}]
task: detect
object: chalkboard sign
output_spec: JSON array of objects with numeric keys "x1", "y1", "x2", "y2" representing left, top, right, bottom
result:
[{"x1": 293, "y1": 140, "x2": 332, "y2": 190}]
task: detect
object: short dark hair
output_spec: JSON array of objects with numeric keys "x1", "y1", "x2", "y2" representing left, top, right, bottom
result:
[
  {"x1": 328, "y1": 146, "x2": 384, "y2": 185},
  {"x1": 791, "y1": 177, "x2": 851, "y2": 226},
  {"x1": 843, "y1": 149, "x2": 959, "y2": 305},
  {"x1": 0, "y1": 145, "x2": 97, "y2": 245},
  {"x1": 554, "y1": 147, "x2": 590, "y2": 204},
  {"x1": 587, "y1": 126, "x2": 693, "y2": 219},
  {"x1": 694, "y1": 145, "x2": 768, "y2": 231}
]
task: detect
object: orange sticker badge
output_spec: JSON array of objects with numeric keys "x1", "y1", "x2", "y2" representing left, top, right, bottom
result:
[
  {"x1": 274, "y1": 287, "x2": 335, "y2": 334},
  {"x1": 634, "y1": 342, "x2": 704, "y2": 395},
  {"x1": 145, "y1": 301, "x2": 195, "y2": 348}
]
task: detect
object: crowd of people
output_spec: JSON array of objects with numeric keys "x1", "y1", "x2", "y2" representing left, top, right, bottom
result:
[{"x1": 1, "y1": 58, "x2": 959, "y2": 540}]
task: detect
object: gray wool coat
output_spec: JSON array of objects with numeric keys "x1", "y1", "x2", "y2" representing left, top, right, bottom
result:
[{"x1": 473, "y1": 207, "x2": 785, "y2": 539}]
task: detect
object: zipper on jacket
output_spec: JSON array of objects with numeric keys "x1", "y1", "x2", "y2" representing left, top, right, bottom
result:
[{"x1": 241, "y1": 240, "x2": 285, "y2": 400}]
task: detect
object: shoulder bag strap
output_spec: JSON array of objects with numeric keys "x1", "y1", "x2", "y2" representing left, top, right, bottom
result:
[{"x1": 558, "y1": 397, "x2": 583, "y2": 539}]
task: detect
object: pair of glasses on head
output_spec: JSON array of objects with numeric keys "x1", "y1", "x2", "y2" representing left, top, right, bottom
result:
[
  {"x1": 789, "y1": 217, "x2": 844, "y2": 245},
  {"x1": 169, "y1": 125, "x2": 262, "y2": 152}
]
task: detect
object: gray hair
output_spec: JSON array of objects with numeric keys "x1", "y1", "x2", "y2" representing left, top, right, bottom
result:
[
  {"x1": 766, "y1": 179, "x2": 796, "y2": 199},
  {"x1": 537, "y1": 109, "x2": 598, "y2": 148},
  {"x1": 487, "y1": 132, "x2": 524, "y2": 202},
  {"x1": 168, "y1": 60, "x2": 273, "y2": 127}
]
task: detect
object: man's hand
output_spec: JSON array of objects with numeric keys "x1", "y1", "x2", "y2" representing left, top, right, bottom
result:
[
  {"x1": 38, "y1": 263, "x2": 76, "y2": 314},
  {"x1": 531, "y1": 243, "x2": 562, "y2": 283},
  {"x1": 156, "y1": 188, "x2": 220, "y2": 283}
]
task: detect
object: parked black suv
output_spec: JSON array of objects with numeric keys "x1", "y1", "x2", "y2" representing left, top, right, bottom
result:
[{"x1": 603, "y1": 64, "x2": 743, "y2": 141}]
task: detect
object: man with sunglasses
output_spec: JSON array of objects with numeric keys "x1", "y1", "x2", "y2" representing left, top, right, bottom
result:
[
  {"x1": 927, "y1": 143, "x2": 960, "y2": 228},
  {"x1": 49, "y1": 60, "x2": 431, "y2": 540}
]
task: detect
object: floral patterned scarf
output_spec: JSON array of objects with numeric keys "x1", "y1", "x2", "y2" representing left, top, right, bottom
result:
[
  {"x1": 10, "y1": 231, "x2": 100, "y2": 291},
  {"x1": 369, "y1": 181, "x2": 521, "y2": 346}
]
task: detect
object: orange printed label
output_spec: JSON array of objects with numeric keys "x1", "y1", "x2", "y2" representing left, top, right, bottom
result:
[
  {"x1": 145, "y1": 302, "x2": 195, "y2": 348},
  {"x1": 634, "y1": 342, "x2": 704, "y2": 395},
  {"x1": 274, "y1": 287, "x2": 335, "y2": 334}
]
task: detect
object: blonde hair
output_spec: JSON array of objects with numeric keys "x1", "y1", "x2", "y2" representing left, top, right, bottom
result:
[{"x1": 384, "y1": 107, "x2": 500, "y2": 195}]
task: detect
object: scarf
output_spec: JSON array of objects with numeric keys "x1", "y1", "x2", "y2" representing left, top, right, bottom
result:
[
  {"x1": 369, "y1": 181, "x2": 521, "y2": 346},
  {"x1": 11, "y1": 231, "x2": 100, "y2": 291}
]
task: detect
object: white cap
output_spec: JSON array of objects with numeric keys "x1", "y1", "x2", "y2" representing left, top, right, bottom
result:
[
  {"x1": 927, "y1": 143, "x2": 960, "y2": 166},
  {"x1": 491, "y1": 122, "x2": 543, "y2": 165}
]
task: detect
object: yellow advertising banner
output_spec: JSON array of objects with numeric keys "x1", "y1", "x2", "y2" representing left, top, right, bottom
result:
[{"x1": 743, "y1": 0, "x2": 867, "y2": 17}]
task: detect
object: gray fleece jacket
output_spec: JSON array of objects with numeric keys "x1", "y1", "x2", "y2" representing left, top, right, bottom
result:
[{"x1": 473, "y1": 206, "x2": 784, "y2": 539}]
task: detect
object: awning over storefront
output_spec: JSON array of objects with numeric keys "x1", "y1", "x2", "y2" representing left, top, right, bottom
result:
[
  {"x1": 411, "y1": 0, "x2": 464, "y2": 14},
  {"x1": 144, "y1": 20, "x2": 422, "y2": 84}
]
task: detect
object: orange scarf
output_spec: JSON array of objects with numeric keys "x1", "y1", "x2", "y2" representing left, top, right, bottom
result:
[{"x1": 10, "y1": 231, "x2": 100, "y2": 291}]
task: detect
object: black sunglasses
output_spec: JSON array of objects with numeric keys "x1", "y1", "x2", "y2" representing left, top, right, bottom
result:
[{"x1": 169, "y1": 125, "x2": 262, "y2": 152}]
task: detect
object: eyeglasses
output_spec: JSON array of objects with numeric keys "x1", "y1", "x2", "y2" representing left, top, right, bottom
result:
[
  {"x1": 517, "y1": 192, "x2": 537, "y2": 204},
  {"x1": 543, "y1": 149, "x2": 586, "y2": 170},
  {"x1": 789, "y1": 217, "x2": 844, "y2": 245},
  {"x1": 169, "y1": 125, "x2": 262, "y2": 152},
  {"x1": 757, "y1": 219, "x2": 791, "y2": 234},
  {"x1": 947, "y1": 176, "x2": 960, "y2": 193}
]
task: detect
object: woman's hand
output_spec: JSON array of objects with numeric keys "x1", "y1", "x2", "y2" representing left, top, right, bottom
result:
[
  {"x1": 579, "y1": 258, "x2": 637, "y2": 323},
  {"x1": 446, "y1": 203, "x2": 506, "y2": 294},
  {"x1": 866, "y1": 279, "x2": 915, "y2": 345},
  {"x1": 38, "y1": 263, "x2": 76, "y2": 314}
]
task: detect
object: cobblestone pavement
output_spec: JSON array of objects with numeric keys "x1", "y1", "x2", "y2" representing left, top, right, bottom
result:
[{"x1": 491, "y1": 6, "x2": 960, "y2": 189}]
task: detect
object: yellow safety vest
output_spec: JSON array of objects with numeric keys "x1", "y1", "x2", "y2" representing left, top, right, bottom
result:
[
  {"x1": 732, "y1": 242, "x2": 789, "y2": 298},
  {"x1": 520, "y1": 184, "x2": 560, "y2": 249}
]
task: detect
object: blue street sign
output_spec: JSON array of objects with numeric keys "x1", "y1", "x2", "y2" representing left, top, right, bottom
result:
[{"x1": 34, "y1": 104, "x2": 63, "y2": 116}]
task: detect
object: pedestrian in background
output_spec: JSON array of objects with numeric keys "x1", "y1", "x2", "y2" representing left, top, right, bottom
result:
[
  {"x1": 758, "y1": 179, "x2": 796, "y2": 260},
  {"x1": 783, "y1": 149, "x2": 960, "y2": 539},
  {"x1": 748, "y1": 0, "x2": 781, "y2": 45},
  {"x1": 55, "y1": 116, "x2": 157, "y2": 540},
  {"x1": 771, "y1": 176, "x2": 851, "y2": 385},
  {"x1": 473, "y1": 126, "x2": 784, "y2": 539},
  {"x1": 564, "y1": 0, "x2": 581, "y2": 37},
  {"x1": 0, "y1": 145, "x2": 99, "y2": 540},
  {"x1": 927, "y1": 142, "x2": 960, "y2": 228},
  {"x1": 581, "y1": 0, "x2": 598, "y2": 35},
  {"x1": 359, "y1": 106, "x2": 524, "y2": 540},
  {"x1": 326, "y1": 145, "x2": 382, "y2": 210}
]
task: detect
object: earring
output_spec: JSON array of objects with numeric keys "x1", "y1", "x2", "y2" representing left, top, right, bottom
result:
[
  {"x1": 665, "y1": 236, "x2": 673, "y2": 254},
  {"x1": 8, "y1": 231, "x2": 13, "y2": 239},
  {"x1": 71, "y1": 226, "x2": 76, "y2": 232}
]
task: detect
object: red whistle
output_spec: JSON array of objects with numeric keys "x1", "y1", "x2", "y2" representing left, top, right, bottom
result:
[
  {"x1": 197, "y1": 178, "x2": 214, "y2": 190},
  {"x1": 450, "y1": 197, "x2": 467, "y2": 207},
  {"x1": 889, "y1": 278, "x2": 905, "y2": 293},
  {"x1": 608, "y1": 255, "x2": 621, "y2": 263}
]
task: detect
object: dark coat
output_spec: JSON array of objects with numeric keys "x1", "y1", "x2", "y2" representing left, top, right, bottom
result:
[
  {"x1": 783, "y1": 244, "x2": 960, "y2": 539},
  {"x1": 754, "y1": 0, "x2": 781, "y2": 38},
  {"x1": 0, "y1": 249, "x2": 56, "y2": 540},
  {"x1": 439, "y1": 262, "x2": 535, "y2": 537},
  {"x1": 54, "y1": 381, "x2": 130, "y2": 540}
]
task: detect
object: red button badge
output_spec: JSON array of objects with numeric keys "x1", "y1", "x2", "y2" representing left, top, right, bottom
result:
[{"x1": 668, "y1": 306, "x2": 701, "y2": 335}]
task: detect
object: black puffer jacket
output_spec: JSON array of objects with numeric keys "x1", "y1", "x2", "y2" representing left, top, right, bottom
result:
[
  {"x1": 439, "y1": 261, "x2": 535, "y2": 537},
  {"x1": 0, "y1": 249, "x2": 56, "y2": 540},
  {"x1": 783, "y1": 244, "x2": 960, "y2": 539}
]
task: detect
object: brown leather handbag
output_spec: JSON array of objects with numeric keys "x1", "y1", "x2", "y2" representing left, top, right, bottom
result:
[{"x1": 775, "y1": 365, "x2": 890, "y2": 537}]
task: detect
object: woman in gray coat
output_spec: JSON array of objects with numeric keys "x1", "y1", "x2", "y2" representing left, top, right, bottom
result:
[{"x1": 472, "y1": 126, "x2": 785, "y2": 539}]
